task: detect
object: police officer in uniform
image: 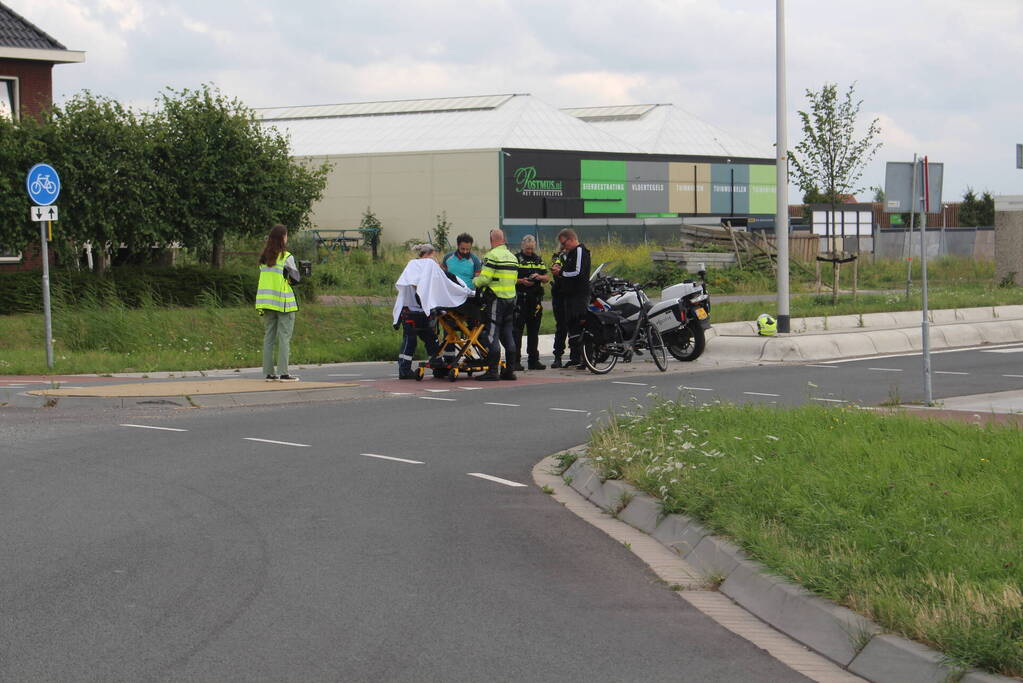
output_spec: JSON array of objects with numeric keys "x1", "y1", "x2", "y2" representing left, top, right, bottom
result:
[{"x1": 512, "y1": 235, "x2": 550, "y2": 371}]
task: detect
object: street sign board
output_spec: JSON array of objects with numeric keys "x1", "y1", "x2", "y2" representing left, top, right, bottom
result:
[
  {"x1": 31, "y1": 205, "x2": 58, "y2": 222},
  {"x1": 883, "y1": 161, "x2": 943, "y2": 213},
  {"x1": 26, "y1": 163, "x2": 61, "y2": 206}
]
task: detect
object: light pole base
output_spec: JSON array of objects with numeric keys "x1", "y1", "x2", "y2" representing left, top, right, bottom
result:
[{"x1": 777, "y1": 314, "x2": 790, "y2": 334}]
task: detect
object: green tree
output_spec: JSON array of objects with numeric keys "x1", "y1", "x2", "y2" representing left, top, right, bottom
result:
[
  {"x1": 48, "y1": 92, "x2": 169, "y2": 272},
  {"x1": 153, "y1": 84, "x2": 329, "y2": 268},
  {"x1": 360, "y1": 206, "x2": 382, "y2": 260},
  {"x1": 958, "y1": 188, "x2": 994, "y2": 227},
  {"x1": 0, "y1": 115, "x2": 47, "y2": 256},
  {"x1": 790, "y1": 82, "x2": 882, "y2": 301}
]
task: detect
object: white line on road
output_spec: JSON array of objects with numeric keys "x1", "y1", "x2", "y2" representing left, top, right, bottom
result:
[
  {"x1": 935, "y1": 371, "x2": 969, "y2": 375},
  {"x1": 806, "y1": 364, "x2": 838, "y2": 369},
  {"x1": 328, "y1": 373, "x2": 364, "y2": 377},
  {"x1": 243, "y1": 437, "x2": 311, "y2": 447},
  {"x1": 120, "y1": 424, "x2": 188, "y2": 432},
  {"x1": 982, "y1": 348, "x2": 1023, "y2": 354},
  {"x1": 459, "y1": 387, "x2": 482, "y2": 391},
  {"x1": 612, "y1": 381, "x2": 647, "y2": 386},
  {"x1": 361, "y1": 453, "x2": 424, "y2": 465},
  {"x1": 467, "y1": 472, "x2": 527, "y2": 487},
  {"x1": 868, "y1": 367, "x2": 903, "y2": 372},
  {"x1": 419, "y1": 396, "x2": 457, "y2": 401},
  {"x1": 812, "y1": 398, "x2": 848, "y2": 403},
  {"x1": 681, "y1": 386, "x2": 714, "y2": 392},
  {"x1": 390, "y1": 392, "x2": 413, "y2": 396},
  {"x1": 485, "y1": 402, "x2": 520, "y2": 407},
  {"x1": 425, "y1": 389, "x2": 450, "y2": 393},
  {"x1": 1003, "y1": 374, "x2": 1023, "y2": 378},
  {"x1": 826, "y1": 342, "x2": 1023, "y2": 364},
  {"x1": 744, "y1": 392, "x2": 780, "y2": 397},
  {"x1": 358, "y1": 379, "x2": 378, "y2": 382},
  {"x1": 549, "y1": 408, "x2": 587, "y2": 413}
]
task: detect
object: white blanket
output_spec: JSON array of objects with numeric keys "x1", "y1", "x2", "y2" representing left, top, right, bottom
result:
[{"x1": 392, "y1": 257, "x2": 472, "y2": 324}]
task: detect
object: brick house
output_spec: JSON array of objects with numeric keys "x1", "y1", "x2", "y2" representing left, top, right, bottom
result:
[{"x1": 0, "y1": 2, "x2": 84, "y2": 270}]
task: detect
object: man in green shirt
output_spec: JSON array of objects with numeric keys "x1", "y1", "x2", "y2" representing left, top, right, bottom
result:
[{"x1": 472, "y1": 229, "x2": 519, "y2": 381}]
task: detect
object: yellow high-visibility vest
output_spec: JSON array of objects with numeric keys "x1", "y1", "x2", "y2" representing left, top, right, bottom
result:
[{"x1": 255, "y1": 252, "x2": 298, "y2": 313}]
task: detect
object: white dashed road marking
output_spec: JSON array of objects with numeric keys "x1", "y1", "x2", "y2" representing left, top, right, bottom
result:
[
  {"x1": 243, "y1": 438, "x2": 311, "y2": 448},
  {"x1": 467, "y1": 473, "x2": 527, "y2": 488},
  {"x1": 868, "y1": 367, "x2": 902, "y2": 372},
  {"x1": 419, "y1": 396, "x2": 457, "y2": 401},
  {"x1": 612, "y1": 381, "x2": 647, "y2": 386},
  {"x1": 681, "y1": 386, "x2": 713, "y2": 392},
  {"x1": 744, "y1": 392, "x2": 780, "y2": 397},
  {"x1": 1003, "y1": 374, "x2": 1023, "y2": 378},
  {"x1": 812, "y1": 398, "x2": 847, "y2": 403},
  {"x1": 983, "y1": 348, "x2": 1023, "y2": 354},
  {"x1": 361, "y1": 453, "x2": 424, "y2": 465},
  {"x1": 485, "y1": 402, "x2": 520, "y2": 407},
  {"x1": 806, "y1": 364, "x2": 838, "y2": 369},
  {"x1": 425, "y1": 389, "x2": 450, "y2": 393},
  {"x1": 459, "y1": 387, "x2": 482, "y2": 391},
  {"x1": 935, "y1": 371, "x2": 968, "y2": 375},
  {"x1": 549, "y1": 408, "x2": 587, "y2": 413},
  {"x1": 328, "y1": 373, "x2": 363, "y2": 377},
  {"x1": 120, "y1": 424, "x2": 188, "y2": 432}
]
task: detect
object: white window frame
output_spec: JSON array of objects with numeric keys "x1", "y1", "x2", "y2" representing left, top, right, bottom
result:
[
  {"x1": 0, "y1": 76, "x2": 18, "y2": 122},
  {"x1": 0, "y1": 247, "x2": 23, "y2": 264}
]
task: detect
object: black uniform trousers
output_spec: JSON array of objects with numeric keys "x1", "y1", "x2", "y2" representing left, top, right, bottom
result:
[
  {"x1": 397, "y1": 309, "x2": 441, "y2": 377},
  {"x1": 564, "y1": 288, "x2": 589, "y2": 361},
  {"x1": 513, "y1": 295, "x2": 543, "y2": 365},
  {"x1": 484, "y1": 297, "x2": 518, "y2": 370}
]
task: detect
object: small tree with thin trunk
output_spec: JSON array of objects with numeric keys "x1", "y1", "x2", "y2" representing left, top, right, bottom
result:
[{"x1": 789, "y1": 82, "x2": 881, "y2": 302}]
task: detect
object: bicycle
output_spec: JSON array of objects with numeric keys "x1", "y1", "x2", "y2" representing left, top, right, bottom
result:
[{"x1": 580, "y1": 280, "x2": 668, "y2": 375}]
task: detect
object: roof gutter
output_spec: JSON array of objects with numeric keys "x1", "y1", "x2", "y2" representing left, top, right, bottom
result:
[{"x1": 0, "y1": 47, "x2": 85, "y2": 63}]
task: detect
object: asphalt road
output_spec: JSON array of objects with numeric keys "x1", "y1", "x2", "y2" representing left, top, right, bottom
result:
[{"x1": 2, "y1": 343, "x2": 1021, "y2": 682}]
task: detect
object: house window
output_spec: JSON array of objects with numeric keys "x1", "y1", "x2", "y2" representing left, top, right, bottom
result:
[
  {"x1": 0, "y1": 246, "x2": 23, "y2": 264},
  {"x1": 0, "y1": 78, "x2": 16, "y2": 121}
]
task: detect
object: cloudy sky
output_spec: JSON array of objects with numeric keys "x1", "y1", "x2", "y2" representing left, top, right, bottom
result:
[{"x1": 10, "y1": 0, "x2": 1023, "y2": 202}]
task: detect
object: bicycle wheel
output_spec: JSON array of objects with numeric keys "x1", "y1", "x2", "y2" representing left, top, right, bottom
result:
[
  {"x1": 582, "y1": 335, "x2": 618, "y2": 374},
  {"x1": 646, "y1": 325, "x2": 668, "y2": 372}
]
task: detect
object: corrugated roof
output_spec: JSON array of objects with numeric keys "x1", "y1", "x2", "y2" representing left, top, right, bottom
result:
[
  {"x1": 563, "y1": 103, "x2": 774, "y2": 159},
  {"x1": 260, "y1": 94, "x2": 641, "y2": 156},
  {"x1": 0, "y1": 2, "x2": 66, "y2": 50},
  {"x1": 259, "y1": 94, "x2": 516, "y2": 121}
]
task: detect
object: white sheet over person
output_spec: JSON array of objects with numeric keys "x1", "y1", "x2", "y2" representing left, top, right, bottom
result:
[{"x1": 392, "y1": 251, "x2": 472, "y2": 325}]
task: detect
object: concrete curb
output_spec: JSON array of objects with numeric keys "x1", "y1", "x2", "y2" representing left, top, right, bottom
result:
[{"x1": 561, "y1": 453, "x2": 1015, "y2": 683}]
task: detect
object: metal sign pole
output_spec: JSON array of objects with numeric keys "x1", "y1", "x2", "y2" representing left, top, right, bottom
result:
[
  {"x1": 905, "y1": 153, "x2": 918, "y2": 300},
  {"x1": 40, "y1": 220, "x2": 54, "y2": 369},
  {"x1": 921, "y1": 156, "x2": 932, "y2": 405}
]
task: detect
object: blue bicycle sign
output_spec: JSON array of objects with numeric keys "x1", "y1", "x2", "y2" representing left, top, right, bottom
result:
[{"x1": 26, "y1": 163, "x2": 61, "y2": 205}]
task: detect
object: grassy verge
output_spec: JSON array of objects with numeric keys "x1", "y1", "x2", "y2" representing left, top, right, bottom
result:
[
  {"x1": 0, "y1": 303, "x2": 406, "y2": 375},
  {"x1": 710, "y1": 284, "x2": 1023, "y2": 324},
  {"x1": 585, "y1": 400, "x2": 1023, "y2": 677}
]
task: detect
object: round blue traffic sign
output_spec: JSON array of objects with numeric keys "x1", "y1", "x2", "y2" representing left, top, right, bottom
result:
[{"x1": 26, "y1": 163, "x2": 60, "y2": 206}]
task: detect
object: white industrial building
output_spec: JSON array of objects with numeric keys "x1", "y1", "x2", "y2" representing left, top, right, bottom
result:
[{"x1": 257, "y1": 94, "x2": 775, "y2": 246}]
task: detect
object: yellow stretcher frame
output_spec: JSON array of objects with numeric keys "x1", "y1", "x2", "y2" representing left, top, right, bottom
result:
[{"x1": 415, "y1": 302, "x2": 497, "y2": 382}]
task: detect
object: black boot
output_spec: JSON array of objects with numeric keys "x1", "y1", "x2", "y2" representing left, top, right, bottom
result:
[
  {"x1": 528, "y1": 360, "x2": 546, "y2": 370},
  {"x1": 550, "y1": 357, "x2": 563, "y2": 369},
  {"x1": 475, "y1": 368, "x2": 500, "y2": 381},
  {"x1": 500, "y1": 368, "x2": 517, "y2": 380}
]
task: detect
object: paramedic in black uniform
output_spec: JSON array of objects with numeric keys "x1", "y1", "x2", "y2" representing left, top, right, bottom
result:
[{"x1": 549, "y1": 228, "x2": 590, "y2": 369}]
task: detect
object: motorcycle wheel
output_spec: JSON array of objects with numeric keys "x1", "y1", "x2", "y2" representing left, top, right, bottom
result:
[
  {"x1": 666, "y1": 324, "x2": 706, "y2": 362},
  {"x1": 646, "y1": 325, "x2": 668, "y2": 372},
  {"x1": 582, "y1": 336, "x2": 618, "y2": 374}
]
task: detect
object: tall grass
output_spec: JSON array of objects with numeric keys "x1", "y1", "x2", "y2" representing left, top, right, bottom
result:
[
  {"x1": 587, "y1": 401, "x2": 1023, "y2": 677},
  {"x1": 0, "y1": 301, "x2": 406, "y2": 375}
]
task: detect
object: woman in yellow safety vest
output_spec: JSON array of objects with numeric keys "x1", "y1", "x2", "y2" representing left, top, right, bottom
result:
[{"x1": 256, "y1": 224, "x2": 301, "y2": 381}]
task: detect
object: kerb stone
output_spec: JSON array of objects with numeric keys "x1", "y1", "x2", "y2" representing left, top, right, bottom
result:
[
  {"x1": 618, "y1": 494, "x2": 660, "y2": 534},
  {"x1": 721, "y1": 558, "x2": 878, "y2": 667},
  {"x1": 686, "y1": 535, "x2": 746, "y2": 579},
  {"x1": 849, "y1": 634, "x2": 956, "y2": 683}
]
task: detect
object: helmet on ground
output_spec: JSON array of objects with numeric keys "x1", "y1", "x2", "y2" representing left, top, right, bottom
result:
[{"x1": 756, "y1": 313, "x2": 777, "y2": 337}]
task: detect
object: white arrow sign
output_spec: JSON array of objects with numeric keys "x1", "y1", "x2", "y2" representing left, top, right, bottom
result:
[{"x1": 31, "y1": 205, "x2": 58, "y2": 222}]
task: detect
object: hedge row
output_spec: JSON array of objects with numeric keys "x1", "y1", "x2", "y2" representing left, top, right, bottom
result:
[{"x1": 0, "y1": 266, "x2": 316, "y2": 315}]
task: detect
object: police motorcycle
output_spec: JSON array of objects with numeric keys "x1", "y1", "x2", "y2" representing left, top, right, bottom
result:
[
  {"x1": 657, "y1": 266, "x2": 712, "y2": 362},
  {"x1": 579, "y1": 263, "x2": 669, "y2": 374}
]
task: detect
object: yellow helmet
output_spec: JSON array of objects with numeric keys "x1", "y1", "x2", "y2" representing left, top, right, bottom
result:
[{"x1": 756, "y1": 313, "x2": 777, "y2": 337}]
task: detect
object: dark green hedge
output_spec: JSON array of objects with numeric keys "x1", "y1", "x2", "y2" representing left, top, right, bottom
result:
[{"x1": 0, "y1": 266, "x2": 316, "y2": 315}]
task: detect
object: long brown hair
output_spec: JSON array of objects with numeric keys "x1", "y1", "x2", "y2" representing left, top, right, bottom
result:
[{"x1": 259, "y1": 224, "x2": 288, "y2": 266}]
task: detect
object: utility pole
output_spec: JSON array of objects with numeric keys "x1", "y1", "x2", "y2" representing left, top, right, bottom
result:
[
  {"x1": 921, "y1": 156, "x2": 933, "y2": 405},
  {"x1": 775, "y1": 0, "x2": 790, "y2": 333}
]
